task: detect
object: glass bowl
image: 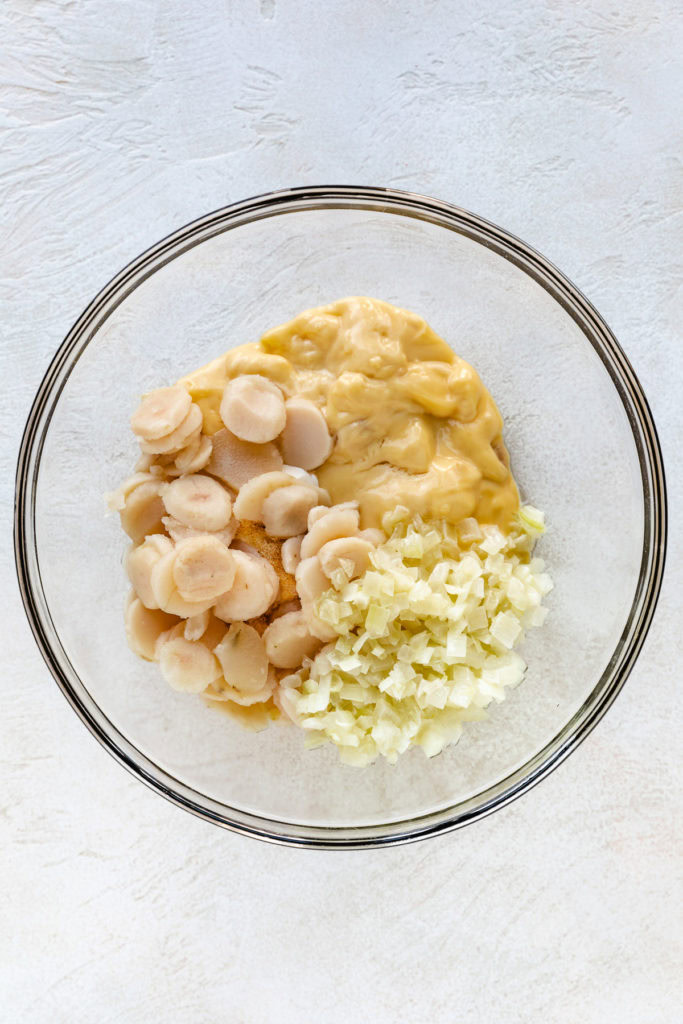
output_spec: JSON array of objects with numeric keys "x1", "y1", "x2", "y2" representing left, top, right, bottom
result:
[{"x1": 15, "y1": 186, "x2": 667, "y2": 848}]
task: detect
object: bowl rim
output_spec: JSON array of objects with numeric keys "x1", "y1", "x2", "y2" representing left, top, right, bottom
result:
[{"x1": 14, "y1": 185, "x2": 668, "y2": 849}]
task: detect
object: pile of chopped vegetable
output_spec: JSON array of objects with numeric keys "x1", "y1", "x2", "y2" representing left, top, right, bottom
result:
[{"x1": 278, "y1": 507, "x2": 552, "y2": 766}]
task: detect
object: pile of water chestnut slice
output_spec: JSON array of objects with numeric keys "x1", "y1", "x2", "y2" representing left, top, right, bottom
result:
[{"x1": 110, "y1": 374, "x2": 384, "y2": 715}]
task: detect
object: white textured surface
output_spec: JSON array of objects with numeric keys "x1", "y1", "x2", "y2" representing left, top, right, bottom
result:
[{"x1": 2, "y1": 1, "x2": 681, "y2": 1020}]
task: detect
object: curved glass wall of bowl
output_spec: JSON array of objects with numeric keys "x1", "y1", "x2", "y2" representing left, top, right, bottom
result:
[{"x1": 15, "y1": 187, "x2": 666, "y2": 847}]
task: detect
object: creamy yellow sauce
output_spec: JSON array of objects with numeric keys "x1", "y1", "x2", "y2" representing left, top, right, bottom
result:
[{"x1": 180, "y1": 297, "x2": 519, "y2": 531}]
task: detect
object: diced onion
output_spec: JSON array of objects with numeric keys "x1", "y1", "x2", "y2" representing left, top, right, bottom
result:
[{"x1": 285, "y1": 506, "x2": 552, "y2": 766}]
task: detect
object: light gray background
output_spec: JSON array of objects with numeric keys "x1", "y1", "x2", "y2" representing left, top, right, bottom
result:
[{"x1": 2, "y1": 1, "x2": 681, "y2": 1021}]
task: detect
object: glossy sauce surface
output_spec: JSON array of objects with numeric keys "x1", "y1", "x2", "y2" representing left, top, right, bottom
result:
[{"x1": 181, "y1": 297, "x2": 519, "y2": 530}]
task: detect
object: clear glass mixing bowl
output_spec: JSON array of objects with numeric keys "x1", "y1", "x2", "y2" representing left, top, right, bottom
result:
[{"x1": 15, "y1": 187, "x2": 667, "y2": 847}]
